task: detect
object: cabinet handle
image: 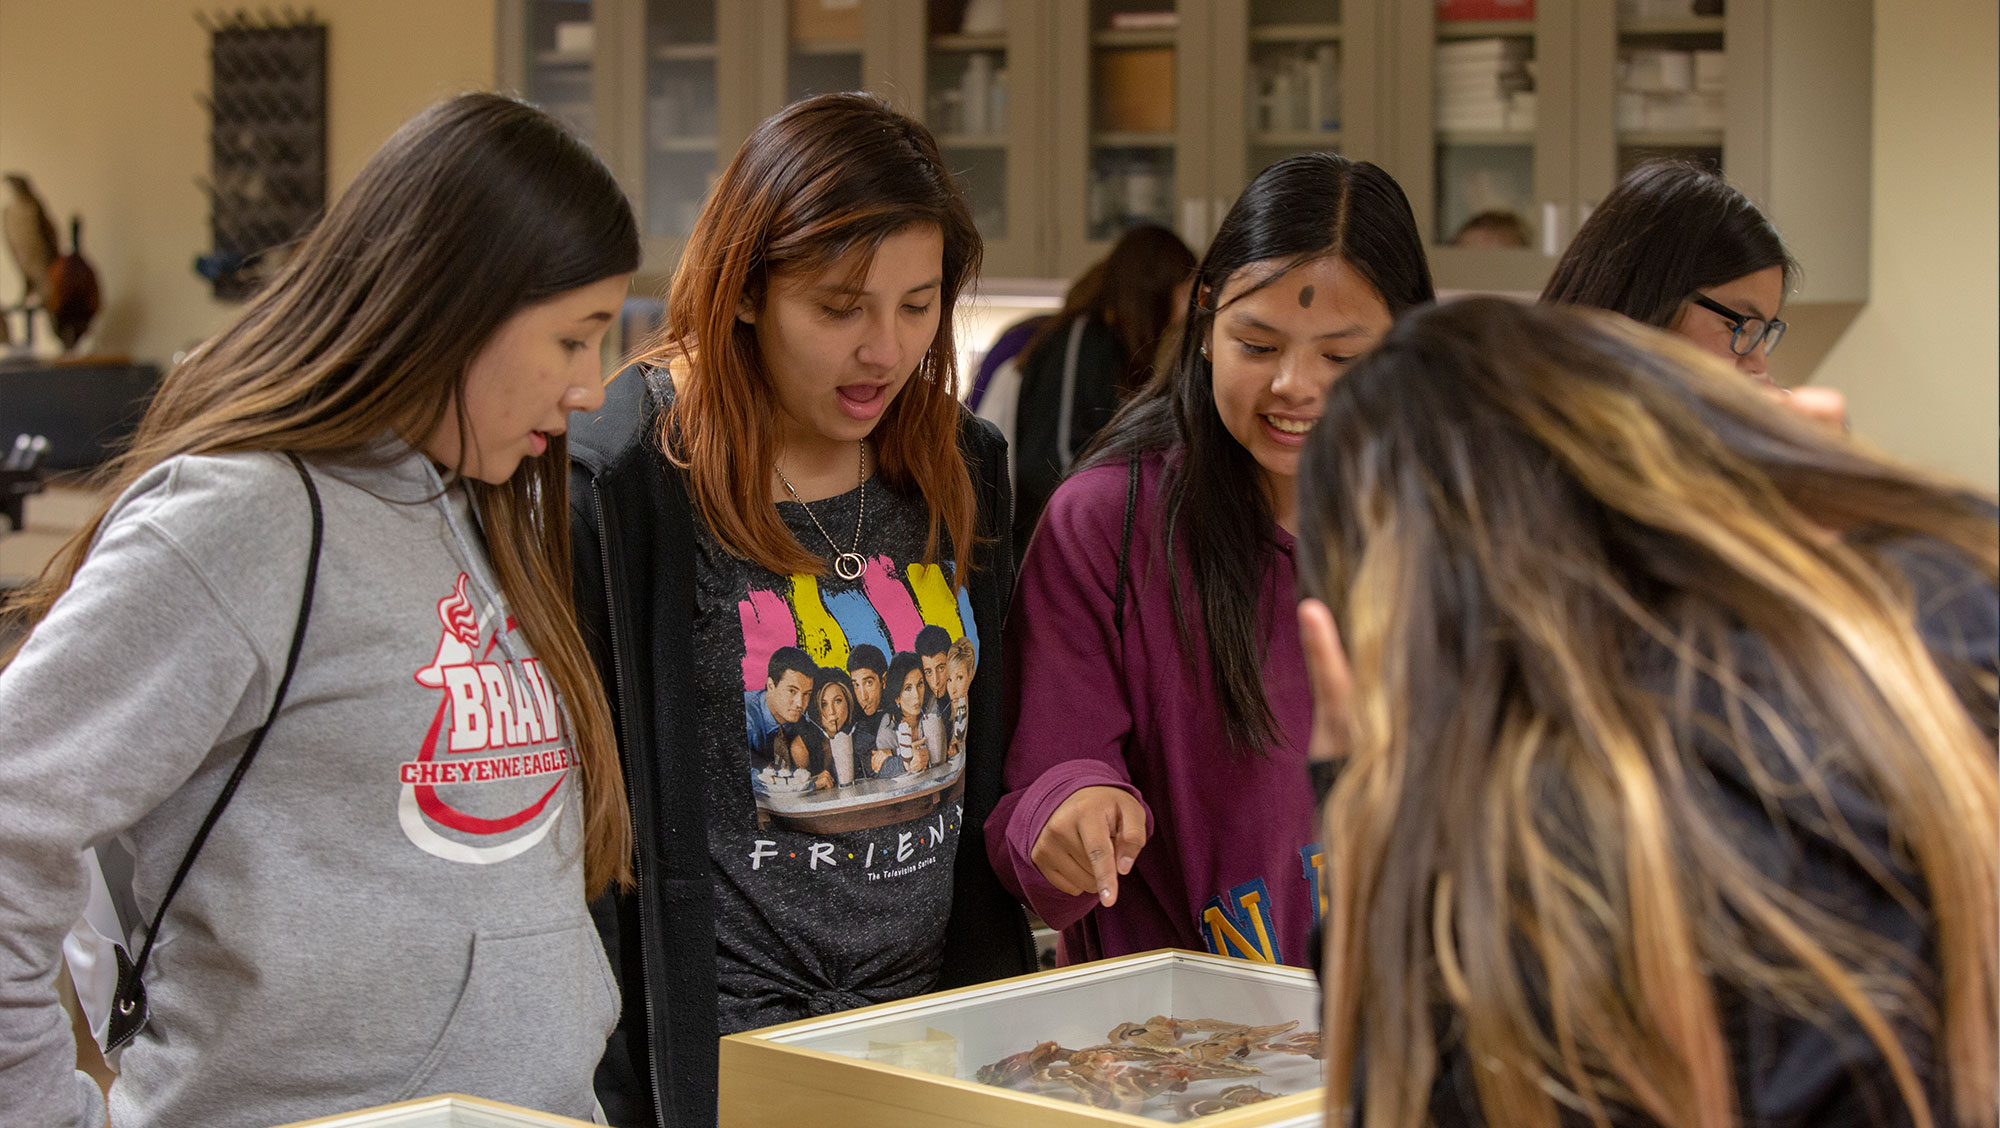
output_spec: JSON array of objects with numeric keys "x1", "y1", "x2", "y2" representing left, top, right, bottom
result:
[{"x1": 1540, "y1": 201, "x2": 1562, "y2": 257}]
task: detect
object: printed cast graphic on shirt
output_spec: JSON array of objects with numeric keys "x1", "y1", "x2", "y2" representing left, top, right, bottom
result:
[
  {"x1": 739, "y1": 554, "x2": 978, "y2": 839},
  {"x1": 399, "y1": 573, "x2": 572, "y2": 864},
  {"x1": 1196, "y1": 845, "x2": 1326, "y2": 963}
]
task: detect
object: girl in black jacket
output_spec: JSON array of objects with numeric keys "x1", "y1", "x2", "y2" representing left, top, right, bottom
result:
[{"x1": 566, "y1": 93, "x2": 1033, "y2": 1128}]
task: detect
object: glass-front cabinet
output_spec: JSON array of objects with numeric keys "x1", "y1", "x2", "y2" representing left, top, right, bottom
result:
[
  {"x1": 914, "y1": 0, "x2": 1050, "y2": 278},
  {"x1": 501, "y1": 0, "x2": 1868, "y2": 320},
  {"x1": 1204, "y1": 0, "x2": 1379, "y2": 241},
  {"x1": 1390, "y1": 0, "x2": 1575, "y2": 293},
  {"x1": 641, "y1": 0, "x2": 721, "y2": 248},
  {"x1": 1048, "y1": 0, "x2": 1190, "y2": 274},
  {"x1": 518, "y1": 0, "x2": 601, "y2": 144}
]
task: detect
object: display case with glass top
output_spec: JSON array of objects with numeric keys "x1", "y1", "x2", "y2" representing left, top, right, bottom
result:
[{"x1": 719, "y1": 949, "x2": 1326, "y2": 1127}]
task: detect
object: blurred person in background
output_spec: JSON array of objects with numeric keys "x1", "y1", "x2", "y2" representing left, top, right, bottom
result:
[{"x1": 1008, "y1": 223, "x2": 1195, "y2": 558}]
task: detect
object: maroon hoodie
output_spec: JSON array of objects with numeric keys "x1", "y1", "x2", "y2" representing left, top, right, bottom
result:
[{"x1": 986, "y1": 452, "x2": 1321, "y2": 967}]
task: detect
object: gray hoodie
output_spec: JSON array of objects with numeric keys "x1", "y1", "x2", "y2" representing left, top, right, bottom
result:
[{"x1": 0, "y1": 446, "x2": 615, "y2": 1128}]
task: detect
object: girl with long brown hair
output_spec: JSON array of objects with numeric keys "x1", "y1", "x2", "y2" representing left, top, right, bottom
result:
[
  {"x1": 566, "y1": 92, "x2": 1031, "y2": 1128},
  {"x1": 1296, "y1": 297, "x2": 1997, "y2": 1128},
  {"x1": 0, "y1": 93, "x2": 638, "y2": 1127}
]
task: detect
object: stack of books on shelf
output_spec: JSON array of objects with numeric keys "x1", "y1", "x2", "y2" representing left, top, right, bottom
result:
[
  {"x1": 1616, "y1": 48, "x2": 1724, "y2": 131},
  {"x1": 1435, "y1": 37, "x2": 1536, "y2": 132}
]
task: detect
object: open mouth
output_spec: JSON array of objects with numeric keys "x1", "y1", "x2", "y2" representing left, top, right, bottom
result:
[
  {"x1": 529, "y1": 430, "x2": 549, "y2": 456},
  {"x1": 1262, "y1": 414, "x2": 1313, "y2": 436},
  {"x1": 837, "y1": 382, "x2": 891, "y2": 420}
]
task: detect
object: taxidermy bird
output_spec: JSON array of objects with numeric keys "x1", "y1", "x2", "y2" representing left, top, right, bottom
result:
[
  {"x1": 49, "y1": 217, "x2": 101, "y2": 351},
  {"x1": 3, "y1": 173, "x2": 59, "y2": 310}
]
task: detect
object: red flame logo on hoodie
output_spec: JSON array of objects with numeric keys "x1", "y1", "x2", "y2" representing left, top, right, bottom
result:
[{"x1": 414, "y1": 574, "x2": 480, "y2": 689}]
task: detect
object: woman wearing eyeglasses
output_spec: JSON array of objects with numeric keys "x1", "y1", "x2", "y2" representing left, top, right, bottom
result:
[{"x1": 1542, "y1": 159, "x2": 1846, "y2": 428}]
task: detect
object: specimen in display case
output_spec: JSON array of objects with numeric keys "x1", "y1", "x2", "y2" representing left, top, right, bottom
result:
[{"x1": 719, "y1": 948, "x2": 1328, "y2": 1127}]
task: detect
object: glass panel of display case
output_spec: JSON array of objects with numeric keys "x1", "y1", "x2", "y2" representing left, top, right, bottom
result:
[
  {"x1": 789, "y1": 0, "x2": 865, "y2": 103},
  {"x1": 646, "y1": 0, "x2": 719, "y2": 243},
  {"x1": 1614, "y1": 0, "x2": 1726, "y2": 175},
  {"x1": 723, "y1": 950, "x2": 1325, "y2": 1125},
  {"x1": 1246, "y1": 0, "x2": 1343, "y2": 179},
  {"x1": 1433, "y1": 20, "x2": 1537, "y2": 249},
  {"x1": 928, "y1": 0, "x2": 1010, "y2": 240},
  {"x1": 1089, "y1": 1, "x2": 1178, "y2": 242},
  {"x1": 525, "y1": 0, "x2": 596, "y2": 143}
]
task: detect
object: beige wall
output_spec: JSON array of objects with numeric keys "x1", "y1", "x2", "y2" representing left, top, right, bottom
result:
[
  {"x1": 1813, "y1": 0, "x2": 1998, "y2": 490},
  {"x1": 0, "y1": 0, "x2": 494, "y2": 366},
  {"x1": 3, "y1": 2, "x2": 1994, "y2": 489}
]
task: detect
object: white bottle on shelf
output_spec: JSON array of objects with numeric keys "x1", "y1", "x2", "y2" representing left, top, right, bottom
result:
[
  {"x1": 1298, "y1": 53, "x2": 1320, "y2": 134},
  {"x1": 1315, "y1": 43, "x2": 1340, "y2": 131},
  {"x1": 962, "y1": 52, "x2": 993, "y2": 135},
  {"x1": 1270, "y1": 68, "x2": 1296, "y2": 136},
  {"x1": 990, "y1": 66, "x2": 1009, "y2": 133}
]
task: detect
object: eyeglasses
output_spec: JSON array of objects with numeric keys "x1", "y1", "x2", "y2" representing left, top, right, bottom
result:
[{"x1": 1689, "y1": 294, "x2": 1786, "y2": 358}]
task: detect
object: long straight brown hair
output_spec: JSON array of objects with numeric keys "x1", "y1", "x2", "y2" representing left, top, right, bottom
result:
[
  {"x1": 641, "y1": 92, "x2": 981, "y2": 583},
  {"x1": 3, "y1": 93, "x2": 639, "y2": 895},
  {"x1": 1299, "y1": 299, "x2": 1997, "y2": 1128}
]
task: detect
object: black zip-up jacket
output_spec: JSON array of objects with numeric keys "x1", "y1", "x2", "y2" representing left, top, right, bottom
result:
[{"x1": 567, "y1": 365, "x2": 1035, "y2": 1128}]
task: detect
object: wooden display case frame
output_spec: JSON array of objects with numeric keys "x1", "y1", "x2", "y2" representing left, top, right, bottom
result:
[{"x1": 720, "y1": 948, "x2": 1326, "y2": 1128}]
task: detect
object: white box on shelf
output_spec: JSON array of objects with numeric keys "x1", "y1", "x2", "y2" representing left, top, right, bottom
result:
[
  {"x1": 1694, "y1": 49, "x2": 1726, "y2": 91},
  {"x1": 1616, "y1": 90, "x2": 1646, "y2": 130},
  {"x1": 553, "y1": 21, "x2": 594, "y2": 56},
  {"x1": 1693, "y1": 90, "x2": 1726, "y2": 130}
]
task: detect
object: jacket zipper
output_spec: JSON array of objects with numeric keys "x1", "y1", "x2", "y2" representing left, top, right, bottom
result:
[{"x1": 591, "y1": 476, "x2": 667, "y2": 1128}]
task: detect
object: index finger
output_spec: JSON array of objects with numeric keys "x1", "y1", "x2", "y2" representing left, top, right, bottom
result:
[{"x1": 1079, "y1": 811, "x2": 1124, "y2": 908}]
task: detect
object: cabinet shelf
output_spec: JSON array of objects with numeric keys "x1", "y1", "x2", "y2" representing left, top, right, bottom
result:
[
  {"x1": 937, "y1": 133, "x2": 1008, "y2": 149},
  {"x1": 1436, "y1": 20, "x2": 1536, "y2": 39},
  {"x1": 1253, "y1": 129, "x2": 1343, "y2": 148},
  {"x1": 1091, "y1": 28, "x2": 1177, "y2": 49},
  {"x1": 652, "y1": 136, "x2": 719, "y2": 152},
  {"x1": 791, "y1": 39, "x2": 862, "y2": 56},
  {"x1": 1092, "y1": 131, "x2": 1177, "y2": 148},
  {"x1": 1617, "y1": 128, "x2": 1724, "y2": 147},
  {"x1": 1618, "y1": 17, "x2": 1726, "y2": 36},
  {"x1": 1250, "y1": 23, "x2": 1342, "y2": 44},
  {"x1": 931, "y1": 32, "x2": 1008, "y2": 52},
  {"x1": 652, "y1": 42, "x2": 718, "y2": 62},
  {"x1": 1436, "y1": 128, "x2": 1535, "y2": 146}
]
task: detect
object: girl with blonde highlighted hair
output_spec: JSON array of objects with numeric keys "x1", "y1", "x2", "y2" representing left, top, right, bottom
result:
[{"x1": 1296, "y1": 297, "x2": 1996, "y2": 1128}]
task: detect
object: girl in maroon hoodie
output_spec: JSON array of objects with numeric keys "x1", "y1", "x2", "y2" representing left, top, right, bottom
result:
[{"x1": 986, "y1": 153, "x2": 1434, "y2": 967}]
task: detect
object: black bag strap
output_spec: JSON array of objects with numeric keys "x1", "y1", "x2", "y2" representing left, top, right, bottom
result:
[
  {"x1": 1113, "y1": 452, "x2": 1139, "y2": 636},
  {"x1": 124, "y1": 453, "x2": 323, "y2": 989}
]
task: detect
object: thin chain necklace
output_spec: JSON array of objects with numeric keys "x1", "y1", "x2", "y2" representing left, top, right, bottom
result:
[{"x1": 775, "y1": 441, "x2": 868, "y2": 581}]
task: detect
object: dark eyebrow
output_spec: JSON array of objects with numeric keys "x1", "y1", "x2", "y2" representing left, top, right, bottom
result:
[
  {"x1": 578, "y1": 311, "x2": 615, "y2": 324},
  {"x1": 814, "y1": 276, "x2": 944, "y2": 300},
  {"x1": 1227, "y1": 312, "x2": 1371, "y2": 340}
]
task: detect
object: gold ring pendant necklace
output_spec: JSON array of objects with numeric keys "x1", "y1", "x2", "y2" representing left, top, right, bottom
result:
[{"x1": 775, "y1": 440, "x2": 868, "y2": 581}]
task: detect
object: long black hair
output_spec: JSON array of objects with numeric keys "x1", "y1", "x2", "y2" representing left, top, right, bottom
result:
[
  {"x1": 1541, "y1": 159, "x2": 1796, "y2": 327},
  {"x1": 1079, "y1": 152, "x2": 1434, "y2": 751}
]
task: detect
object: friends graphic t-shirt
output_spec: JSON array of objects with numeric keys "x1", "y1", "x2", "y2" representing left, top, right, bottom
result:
[{"x1": 693, "y1": 474, "x2": 977, "y2": 1032}]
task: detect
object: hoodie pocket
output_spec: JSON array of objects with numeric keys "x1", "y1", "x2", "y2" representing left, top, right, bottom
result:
[{"x1": 393, "y1": 917, "x2": 620, "y2": 1112}]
